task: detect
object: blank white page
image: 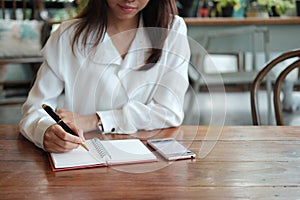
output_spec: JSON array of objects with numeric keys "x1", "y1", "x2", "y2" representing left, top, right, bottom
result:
[
  {"x1": 50, "y1": 140, "x2": 104, "y2": 169},
  {"x1": 101, "y1": 139, "x2": 157, "y2": 164}
]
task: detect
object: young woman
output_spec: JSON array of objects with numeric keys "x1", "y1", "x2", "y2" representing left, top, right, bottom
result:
[{"x1": 19, "y1": 0, "x2": 190, "y2": 153}]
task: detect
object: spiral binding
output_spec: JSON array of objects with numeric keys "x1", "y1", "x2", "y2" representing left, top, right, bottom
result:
[{"x1": 91, "y1": 138, "x2": 111, "y2": 159}]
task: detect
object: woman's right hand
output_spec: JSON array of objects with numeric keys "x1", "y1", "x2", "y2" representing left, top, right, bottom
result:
[{"x1": 43, "y1": 122, "x2": 84, "y2": 153}]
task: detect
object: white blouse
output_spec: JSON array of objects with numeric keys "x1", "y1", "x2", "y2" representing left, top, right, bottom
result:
[{"x1": 19, "y1": 16, "x2": 190, "y2": 149}]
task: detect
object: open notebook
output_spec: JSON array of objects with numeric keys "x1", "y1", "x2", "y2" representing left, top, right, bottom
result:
[{"x1": 49, "y1": 138, "x2": 158, "y2": 171}]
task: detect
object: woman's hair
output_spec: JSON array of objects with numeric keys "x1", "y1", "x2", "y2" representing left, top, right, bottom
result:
[{"x1": 72, "y1": 0, "x2": 178, "y2": 70}]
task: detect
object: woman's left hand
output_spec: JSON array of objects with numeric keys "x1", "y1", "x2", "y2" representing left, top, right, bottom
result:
[{"x1": 56, "y1": 109, "x2": 100, "y2": 132}]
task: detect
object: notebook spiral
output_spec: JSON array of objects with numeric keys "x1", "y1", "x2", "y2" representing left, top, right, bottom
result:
[{"x1": 91, "y1": 138, "x2": 111, "y2": 159}]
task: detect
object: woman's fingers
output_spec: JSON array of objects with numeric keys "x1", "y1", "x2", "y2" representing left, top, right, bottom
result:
[{"x1": 43, "y1": 124, "x2": 83, "y2": 153}]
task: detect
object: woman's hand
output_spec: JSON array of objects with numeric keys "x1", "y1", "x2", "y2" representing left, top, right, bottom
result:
[
  {"x1": 43, "y1": 122, "x2": 84, "y2": 153},
  {"x1": 56, "y1": 109, "x2": 100, "y2": 132},
  {"x1": 43, "y1": 109, "x2": 100, "y2": 152}
]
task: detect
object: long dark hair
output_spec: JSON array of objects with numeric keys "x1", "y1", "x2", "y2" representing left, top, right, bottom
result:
[{"x1": 71, "y1": 0, "x2": 178, "y2": 70}]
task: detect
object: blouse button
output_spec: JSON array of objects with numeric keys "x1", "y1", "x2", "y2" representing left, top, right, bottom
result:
[{"x1": 111, "y1": 128, "x2": 115, "y2": 132}]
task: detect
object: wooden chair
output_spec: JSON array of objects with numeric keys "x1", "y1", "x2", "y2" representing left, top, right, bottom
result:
[
  {"x1": 0, "y1": 0, "x2": 51, "y2": 105},
  {"x1": 251, "y1": 49, "x2": 300, "y2": 125}
]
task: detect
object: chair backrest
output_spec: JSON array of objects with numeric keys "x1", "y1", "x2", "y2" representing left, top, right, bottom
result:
[
  {"x1": 0, "y1": 0, "x2": 40, "y2": 20},
  {"x1": 251, "y1": 49, "x2": 300, "y2": 125}
]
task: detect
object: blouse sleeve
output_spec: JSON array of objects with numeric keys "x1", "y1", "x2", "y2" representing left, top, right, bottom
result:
[{"x1": 18, "y1": 22, "x2": 74, "y2": 149}]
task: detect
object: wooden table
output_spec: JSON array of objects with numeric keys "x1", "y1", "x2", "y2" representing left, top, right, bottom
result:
[{"x1": 1, "y1": 125, "x2": 300, "y2": 199}]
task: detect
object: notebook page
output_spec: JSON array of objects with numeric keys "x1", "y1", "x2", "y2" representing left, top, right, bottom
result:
[
  {"x1": 100, "y1": 139, "x2": 157, "y2": 164},
  {"x1": 50, "y1": 140, "x2": 105, "y2": 169}
]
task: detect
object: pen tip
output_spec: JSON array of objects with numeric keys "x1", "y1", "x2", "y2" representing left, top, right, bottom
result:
[{"x1": 42, "y1": 104, "x2": 47, "y2": 108}]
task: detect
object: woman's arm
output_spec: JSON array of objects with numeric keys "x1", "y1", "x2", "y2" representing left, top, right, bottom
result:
[{"x1": 19, "y1": 21, "x2": 86, "y2": 151}]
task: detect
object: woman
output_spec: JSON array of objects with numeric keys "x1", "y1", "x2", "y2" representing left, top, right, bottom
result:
[{"x1": 19, "y1": 0, "x2": 190, "y2": 153}]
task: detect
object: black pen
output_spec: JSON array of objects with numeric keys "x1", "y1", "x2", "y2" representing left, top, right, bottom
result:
[{"x1": 42, "y1": 104, "x2": 89, "y2": 151}]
